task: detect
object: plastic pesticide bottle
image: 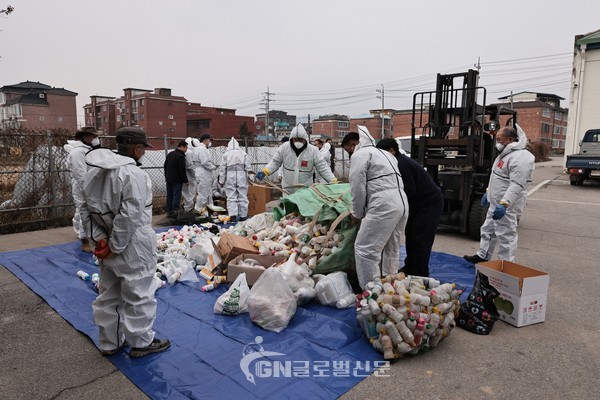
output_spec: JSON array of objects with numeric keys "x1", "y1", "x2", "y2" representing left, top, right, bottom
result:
[
  {"x1": 429, "y1": 330, "x2": 443, "y2": 348},
  {"x1": 424, "y1": 323, "x2": 436, "y2": 335},
  {"x1": 356, "y1": 308, "x2": 369, "y2": 337},
  {"x1": 168, "y1": 268, "x2": 183, "y2": 284},
  {"x1": 201, "y1": 281, "x2": 217, "y2": 292},
  {"x1": 336, "y1": 293, "x2": 357, "y2": 309},
  {"x1": 361, "y1": 307, "x2": 379, "y2": 339},
  {"x1": 382, "y1": 282, "x2": 395, "y2": 295},
  {"x1": 77, "y1": 270, "x2": 91, "y2": 281},
  {"x1": 397, "y1": 342, "x2": 412, "y2": 354},
  {"x1": 371, "y1": 338, "x2": 383, "y2": 352},
  {"x1": 395, "y1": 320, "x2": 415, "y2": 346},
  {"x1": 396, "y1": 306, "x2": 409, "y2": 320},
  {"x1": 380, "y1": 335, "x2": 395, "y2": 360},
  {"x1": 406, "y1": 315, "x2": 417, "y2": 332},
  {"x1": 430, "y1": 282, "x2": 454, "y2": 296},
  {"x1": 413, "y1": 319, "x2": 426, "y2": 346},
  {"x1": 381, "y1": 303, "x2": 405, "y2": 324},
  {"x1": 91, "y1": 273, "x2": 100, "y2": 285},
  {"x1": 385, "y1": 321, "x2": 403, "y2": 345},
  {"x1": 368, "y1": 299, "x2": 381, "y2": 316},
  {"x1": 443, "y1": 311, "x2": 456, "y2": 329},
  {"x1": 393, "y1": 280, "x2": 408, "y2": 295},
  {"x1": 371, "y1": 284, "x2": 383, "y2": 299},
  {"x1": 380, "y1": 294, "x2": 403, "y2": 306}
]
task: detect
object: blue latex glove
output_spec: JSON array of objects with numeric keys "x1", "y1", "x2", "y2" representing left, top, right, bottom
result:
[
  {"x1": 492, "y1": 205, "x2": 506, "y2": 220},
  {"x1": 480, "y1": 193, "x2": 489, "y2": 207},
  {"x1": 255, "y1": 171, "x2": 266, "y2": 181}
]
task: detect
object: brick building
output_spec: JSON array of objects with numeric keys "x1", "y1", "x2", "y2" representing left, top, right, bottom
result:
[
  {"x1": 494, "y1": 92, "x2": 568, "y2": 152},
  {"x1": 311, "y1": 114, "x2": 350, "y2": 141},
  {"x1": 349, "y1": 109, "x2": 393, "y2": 139},
  {"x1": 84, "y1": 87, "x2": 254, "y2": 139},
  {"x1": 0, "y1": 81, "x2": 78, "y2": 131},
  {"x1": 255, "y1": 110, "x2": 296, "y2": 138}
]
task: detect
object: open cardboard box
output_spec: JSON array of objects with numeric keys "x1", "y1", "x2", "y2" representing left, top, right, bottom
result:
[
  {"x1": 247, "y1": 184, "x2": 273, "y2": 216},
  {"x1": 227, "y1": 254, "x2": 287, "y2": 286},
  {"x1": 477, "y1": 260, "x2": 549, "y2": 327},
  {"x1": 217, "y1": 232, "x2": 259, "y2": 266}
]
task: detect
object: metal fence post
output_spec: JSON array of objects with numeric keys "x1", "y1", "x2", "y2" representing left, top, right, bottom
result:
[
  {"x1": 163, "y1": 134, "x2": 169, "y2": 158},
  {"x1": 47, "y1": 130, "x2": 57, "y2": 218}
]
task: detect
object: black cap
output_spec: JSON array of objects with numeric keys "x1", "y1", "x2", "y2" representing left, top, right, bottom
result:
[
  {"x1": 116, "y1": 127, "x2": 153, "y2": 148},
  {"x1": 75, "y1": 126, "x2": 99, "y2": 140},
  {"x1": 199, "y1": 134, "x2": 211, "y2": 142}
]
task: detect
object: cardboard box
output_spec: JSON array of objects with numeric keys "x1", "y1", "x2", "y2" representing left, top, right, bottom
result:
[
  {"x1": 227, "y1": 254, "x2": 287, "y2": 286},
  {"x1": 247, "y1": 184, "x2": 272, "y2": 216},
  {"x1": 217, "y1": 232, "x2": 259, "y2": 265},
  {"x1": 477, "y1": 260, "x2": 550, "y2": 327}
]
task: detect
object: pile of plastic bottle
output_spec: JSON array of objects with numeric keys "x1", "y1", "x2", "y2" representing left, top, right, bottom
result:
[
  {"x1": 357, "y1": 273, "x2": 461, "y2": 360},
  {"x1": 242, "y1": 213, "x2": 343, "y2": 271}
]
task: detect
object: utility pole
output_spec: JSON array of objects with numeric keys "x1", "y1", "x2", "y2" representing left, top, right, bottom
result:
[
  {"x1": 376, "y1": 84, "x2": 385, "y2": 139},
  {"x1": 307, "y1": 114, "x2": 311, "y2": 140},
  {"x1": 260, "y1": 87, "x2": 274, "y2": 136}
]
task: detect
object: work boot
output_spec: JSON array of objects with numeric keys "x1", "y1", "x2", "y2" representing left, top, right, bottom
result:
[
  {"x1": 129, "y1": 338, "x2": 171, "y2": 358},
  {"x1": 100, "y1": 340, "x2": 127, "y2": 356},
  {"x1": 81, "y1": 238, "x2": 92, "y2": 253},
  {"x1": 463, "y1": 254, "x2": 488, "y2": 264}
]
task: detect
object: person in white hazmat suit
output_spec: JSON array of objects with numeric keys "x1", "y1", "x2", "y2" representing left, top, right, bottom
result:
[
  {"x1": 342, "y1": 127, "x2": 409, "y2": 290},
  {"x1": 255, "y1": 123, "x2": 336, "y2": 193},
  {"x1": 314, "y1": 139, "x2": 332, "y2": 183},
  {"x1": 80, "y1": 127, "x2": 171, "y2": 358},
  {"x1": 193, "y1": 134, "x2": 217, "y2": 216},
  {"x1": 219, "y1": 137, "x2": 251, "y2": 221},
  {"x1": 64, "y1": 126, "x2": 100, "y2": 252},
  {"x1": 182, "y1": 137, "x2": 200, "y2": 212},
  {"x1": 464, "y1": 125, "x2": 535, "y2": 263}
]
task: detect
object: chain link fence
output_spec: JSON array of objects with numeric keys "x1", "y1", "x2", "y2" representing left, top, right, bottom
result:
[{"x1": 0, "y1": 130, "x2": 350, "y2": 234}]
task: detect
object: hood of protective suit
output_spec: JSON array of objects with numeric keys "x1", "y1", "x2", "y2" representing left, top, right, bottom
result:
[
  {"x1": 227, "y1": 137, "x2": 240, "y2": 151},
  {"x1": 64, "y1": 140, "x2": 89, "y2": 154},
  {"x1": 192, "y1": 138, "x2": 200, "y2": 147},
  {"x1": 290, "y1": 123, "x2": 309, "y2": 141},
  {"x1": 499, "y1": 124, "x2": 528, "y2": 155},
  {"x1": 185, "y1": 137, "x2": 193, "y2": 147},
  {"x1": 355, "y1": 125, "x2": 377, "y2": 152},
  {"x1": 85, "y1": 148, "x2": 136, "y2": 170},
  {"x1": 321, "y1": 142, "x2": 331, "y2": 153}
]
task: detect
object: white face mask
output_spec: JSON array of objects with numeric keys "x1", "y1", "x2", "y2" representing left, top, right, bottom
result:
[
  {"x1": 207, "y1": 141, "x2": 212, "y2": 148},
  {"x1": 495, "y1": 143, "x2": 505, "y2": 152},
  {"x1": 91, "y1": 137, "x2": 100, "y2": 147},
  {"x1": 293, "y1": 140, "x2": 304, "y2": 149}
]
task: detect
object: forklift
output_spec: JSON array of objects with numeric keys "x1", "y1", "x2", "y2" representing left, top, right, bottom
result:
[{"x1": 411, "y1": 69, "x2": 517, "y2": 240}]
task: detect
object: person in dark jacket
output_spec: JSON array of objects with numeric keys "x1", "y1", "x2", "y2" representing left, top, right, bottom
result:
[
  {"x1": 376, "y1": 138, "x2": 444, "y2": 277},
  {"x1": 164, "y1": 140, "x2": 188, "y2": 218}
]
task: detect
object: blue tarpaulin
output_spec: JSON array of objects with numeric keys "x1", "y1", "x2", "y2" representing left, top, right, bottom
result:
[{"x1": 0, "y1": 237, "x2": 476, "y2": 400}]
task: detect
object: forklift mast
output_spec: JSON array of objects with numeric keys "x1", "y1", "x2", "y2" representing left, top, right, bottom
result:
[{"x1": 411, "y1": 69, "x2": 517, "y2": 239}]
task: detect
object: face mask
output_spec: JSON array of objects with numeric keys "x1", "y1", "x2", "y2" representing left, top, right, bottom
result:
[
  {"x1": 207, "y1": 141, "x2": 212, "y2": 148},
  {"x1": 293, "y1": 140, "x2": 304, "y2": 149},
  {"x1": 91, "y1": 137, "x2": 100, "y2": 147},
  {"x1": 495, "y1": 143, "x2": 505, "y2": 152}
]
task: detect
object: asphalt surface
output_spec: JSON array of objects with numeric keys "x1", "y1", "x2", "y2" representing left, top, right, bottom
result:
[{"x1": 1, "y1": 157, "x2": 599, "y2": 400}]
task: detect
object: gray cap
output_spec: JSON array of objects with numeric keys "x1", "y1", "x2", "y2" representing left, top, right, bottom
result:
[{"x1": 116, "y1": 127, "x2": 153, "y2": 148}]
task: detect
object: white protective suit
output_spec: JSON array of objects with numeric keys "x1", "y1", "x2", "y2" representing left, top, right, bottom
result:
[
  {"x1": 192, "y1": 142, "x2": 217, "y2": 213},
  {"x1": 315, "y1": 142, "x2": 332, "y2": 183},
  {"x1": 80, "y1": 148, "x2": 157, "y2": 352},
  {"x1": 182, "y1": 137, "x2": 199, "y2": 211},
  {"x1": 476, "y1": 125, "x2": 535, "y2": 261},
  {"x1": 64, "y1": 140, "x2": 92, "y2": 239},
  {"x1": 350, "y1": 126, "x2": 409, "y2": 290},
  {"x1": 263, "y1": 124, "x2": 335, "y2": 193},
  {"x1": 219, "y1": 137, "x2": 251, "y2": 218}
]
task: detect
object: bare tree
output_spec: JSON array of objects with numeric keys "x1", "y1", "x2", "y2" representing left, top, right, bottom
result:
[{"x1": 0, "y1": 5, "x2": 14, "y2": 15}]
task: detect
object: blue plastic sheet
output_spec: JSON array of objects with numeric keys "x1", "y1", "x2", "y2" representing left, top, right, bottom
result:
[{"x1": 0, "y1": 237, "x2": 475, "y2": 400}]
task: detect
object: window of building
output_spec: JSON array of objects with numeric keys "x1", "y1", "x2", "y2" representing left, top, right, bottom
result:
[
  {"x1": 168, "y1": 115, "x2": 174, "y2": 119},
  {"x1": 554, "y1": 111, "x2": 562, "y2": 121},
  {"x1": 140, "y1": 99, "x2": 145, "y2": 106},
  {"x1": 542, "y1": 108, "x2": 551, "y2": 118},
  {"x1": 126, "y1": 94, "x2": 129, "y2": 100},
  {"x1": 541, "y1": 123, "x2": 550, "y2": 134},
  {"x1": 203, "y1": 121, "x2": 210, "y2": 129},
  {"x1": 140, "y1": 113, "x2": 144, "y2": 121},
  {"x1": 337, "y1": 121, "x2": 349, "y2": 128},
  {"x1": 553, "y1": 126, "x2": 561, "y2": 135},
  {"x1": 0, "y1": 93, "x2": 5, "y2": 105},
  {"x1": 172, "y1": 121, "x2": 176, "y2": 126},
  {"x1": 39, "y1": 116, "x2": 45, "y2": 121},
  {"x1": 132, "y1": 100, "x2": 137, "y2": 108},
  {"x1": 159, "y1": 121, "x2": 163, "y2": 126},
  {"x1": 102, "y1": 105, "x2": 107, "y2": 112},
  {"x1": 58, "y1": 116, "x2": 63, "y2": 122}
]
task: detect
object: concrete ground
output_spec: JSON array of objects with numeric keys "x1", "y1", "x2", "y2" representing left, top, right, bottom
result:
[{"x1": 1, "y1": 157, "x2": 599, "y2": 399}]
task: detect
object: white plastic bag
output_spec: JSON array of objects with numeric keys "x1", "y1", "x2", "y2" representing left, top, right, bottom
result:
[
  {"x1": 188, "y1": 237, "x2": 215, "y2": 265},
  {"x1": 157, "y1": 258, "x2": 199, "y2": 283},
  {"x1": 247, "y1": 268, "x2": 297, "y2": 332},
  {"x1": 314, "y1": 271, "x2": 354, "y2": 308},
  {"x1": 214, "y1": 272, "x2": 250, "y2": 315},
  {"x1": 279, "y1": 254, "x2": 317, "y2": 305}
]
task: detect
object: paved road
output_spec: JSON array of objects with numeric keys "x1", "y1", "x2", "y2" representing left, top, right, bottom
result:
[{"x1": 1, "y1": 157, "x2": 599, "y2": 400}]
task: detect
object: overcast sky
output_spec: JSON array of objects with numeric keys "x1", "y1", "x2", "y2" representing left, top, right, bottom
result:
[{"x1": 1, "y1": 0, "x2": 599, "y2": 125}]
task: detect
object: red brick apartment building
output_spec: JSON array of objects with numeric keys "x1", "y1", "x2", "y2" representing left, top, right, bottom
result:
[
  {"x1": 0, "y1": 81, "x2": 78, "y2": 131},
  {"x1": 84, "y1": 88, "x2": 254, "y2": 139},
  {"x1": 255, "y1": 110, "x2": 296, "y2": 138},
  {"x1": 350, "y1": 109, "x2": 394, "y2": 139},
  {"x1": 311, "y1": 114, "x2": 350, "y2": 141}
]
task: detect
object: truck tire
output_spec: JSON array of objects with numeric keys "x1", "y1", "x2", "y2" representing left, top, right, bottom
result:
[{"x1": 468, "y1": 197, "x2": 488, "y2": 241}]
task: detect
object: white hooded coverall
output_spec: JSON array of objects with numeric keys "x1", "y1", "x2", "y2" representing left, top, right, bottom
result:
[
  {"x1": 192, "y1": 142, "x2": 217, "y2": 213},
  {"x1": 263, "y1": 124, "x2": 335, "y2": 193},
  {"x1": 182, "y1": 137, "x2": 199, "y2": 211},
  {"x1": 315, "y1": 142, "x2": 332, "y2": 183},
  {"x1": 350, "y1": 126, "x2": 409, "y2": 290},
  {"x1": 65, "y1": 140, "x2": 92, "y2": 239},
  {"x1": 219, "y1": 137, "x2": 251, "y2": 218},
  {"x1": 477, "y1": 125, "x2": 535, "y2": 261},
  {"x1": 80, "y1": 148, "x2": 157, "y2": 352}
]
